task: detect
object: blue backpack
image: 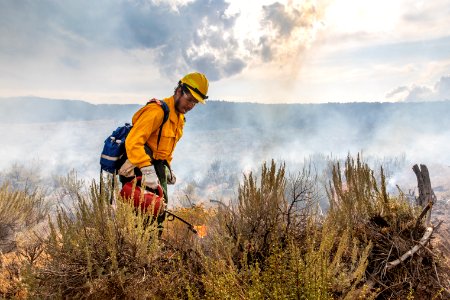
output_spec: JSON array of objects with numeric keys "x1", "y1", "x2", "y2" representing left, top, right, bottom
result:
[
  {"x1": 100, "y1": 123, "x2": 133, "y2": 174},
  {"x1": 100, "y1": 99, "x2": 170, "y2": 174}
]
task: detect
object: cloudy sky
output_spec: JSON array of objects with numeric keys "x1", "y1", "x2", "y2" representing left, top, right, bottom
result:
[{"x1": 1, "y1": 0, "x2": 449, "y2": 104}]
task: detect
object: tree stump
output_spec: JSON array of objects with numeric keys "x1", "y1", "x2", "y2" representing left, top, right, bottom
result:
[{"x1": 412, "y1": 164, "x2": 435, "y2": 226}]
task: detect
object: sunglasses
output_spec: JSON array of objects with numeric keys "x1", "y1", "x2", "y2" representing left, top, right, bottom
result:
[
  {"x1": 180, "y1": 82, "x2": 208, "y2": 100},
  {"x1": 181, "y1": 88, "x2": 199, "y2": 105}
]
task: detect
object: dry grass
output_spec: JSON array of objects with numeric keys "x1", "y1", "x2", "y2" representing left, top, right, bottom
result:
[
  {"x1": 327, "y1": 154, "x2": 448, "y2": 299},
  {"x1": 0, "y1": 180, "x2": 48, "y2": 298},
  {"x1": 1, "y1": 154, "x2": 448, "y2": 299}
]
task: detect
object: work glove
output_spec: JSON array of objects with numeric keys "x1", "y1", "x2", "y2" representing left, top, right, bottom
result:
[
  {"x1": 166, "y1": 167, "x2": 176, "y2": 185},
  {"x1": 141, "y1": 165, "x2": 159, "y2": 189},
  {"x1": 118, "y1": 159, "x2": 136, "y2": 177}
]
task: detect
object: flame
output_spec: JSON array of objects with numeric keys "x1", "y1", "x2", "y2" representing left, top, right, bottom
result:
[{"x1": 193, "y1": 225, "x2": 207, "y2": 238}]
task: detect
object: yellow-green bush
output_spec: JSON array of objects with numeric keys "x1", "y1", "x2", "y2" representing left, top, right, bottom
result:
[
  {"x1": 201, "y1": 224, "x2": 374, "y2": 299},
  {"x1": 32, "y1": 181, "x2": 156, "y2": 298},
  {"x1": 30, "y1": 175, "x2": 209, "y2": 299},
  {"x1": 19, "y1": 155, "x2": 448, "y2": 299},
  {"x1": 200, "y1": 159, "x2": 376, "y2": 299}
]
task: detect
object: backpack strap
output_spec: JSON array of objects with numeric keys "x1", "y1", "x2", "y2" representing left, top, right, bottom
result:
[{"x1": 146, "y1": 99, "x2": 170, "y2": 149}]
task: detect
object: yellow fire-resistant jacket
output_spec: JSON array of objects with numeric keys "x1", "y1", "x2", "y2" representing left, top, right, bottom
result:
[{"x1": 125, "y1": 96, "x2": 185, "y2": 169}]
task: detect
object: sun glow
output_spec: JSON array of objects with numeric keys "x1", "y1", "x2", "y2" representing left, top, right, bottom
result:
[{"x1": 325, "y1": 0, "x2": 402, "y2": 34}]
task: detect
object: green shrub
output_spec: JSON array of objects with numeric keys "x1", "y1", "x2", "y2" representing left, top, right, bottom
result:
[
  {"x1": 219, "y1": 160, "x2": 321, "y2": 265},
  {"x1": 31, "y1": 175, "x2": 207, "y2": 299},
  {"x1": 202, "y1": 159, "x2": 376, "y2": 299},
  {"x1": 21, "y1": 155, "x2": 447, "y2": 299},
  {"x1": 201, "y1": 218, "x2": 374, "y2": 299},
  {"x1": 32, "y1": 176, "x2": 160, "y2": 298}
]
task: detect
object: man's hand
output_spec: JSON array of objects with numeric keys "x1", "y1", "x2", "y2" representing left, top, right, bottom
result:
[
  {"x1": 118, "y1": 159, "x2": 136, "y2": 177},
  {"x1": 141, "y1": 166, "x2": 159, "y2": 189}
]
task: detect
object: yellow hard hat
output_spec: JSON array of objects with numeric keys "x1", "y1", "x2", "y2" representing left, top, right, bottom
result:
[{"x1": 179, "y1": 72, "x2": 209, "y2": 104}]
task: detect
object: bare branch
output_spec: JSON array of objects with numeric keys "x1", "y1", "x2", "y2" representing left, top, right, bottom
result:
[{"x1": 385, "y1": 226, "x2": 434, "y2": 270}]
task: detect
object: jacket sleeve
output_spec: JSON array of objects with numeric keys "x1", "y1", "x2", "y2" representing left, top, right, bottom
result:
[{"x1": 125, "y1": 106, "x2": 164, "y2": 169}]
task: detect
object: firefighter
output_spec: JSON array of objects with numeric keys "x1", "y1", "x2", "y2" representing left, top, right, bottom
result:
[{"x1": 118, "y1": 72, "x2": 209, "y2": 229}]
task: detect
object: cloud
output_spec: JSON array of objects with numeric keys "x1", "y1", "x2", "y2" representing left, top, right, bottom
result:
[
  {"x1": 0, "y1": 0, "x2": 247, "y2": 82},
  {"x1": 386, "y1": 75, "x2": 450, "y2": 102},
  {"x1": 257, "y1": 1, "x2": 322, "y2": 64},
  {"x1": 117, "y1": 0, "x2": 325, "y2": 79},
  {"x1": 385, "y1": 86, "x2": 409, "y2": 99},
  {"x1": 401, "y1": 1, "x2": 450, "y2": 35},
  {"x1": 0, "y1": 0, "x2": 326, "y2": 84},
  {"x1": 118, "y1": 0, "x2": 248, "y2": 80},
  {"x1": 435, "y1": 75, "x2": 450, "y2": 96}
]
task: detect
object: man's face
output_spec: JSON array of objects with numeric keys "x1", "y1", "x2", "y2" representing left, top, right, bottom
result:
[{"x1": 175, "y1": 86, "x2": 199, "y2": 114}]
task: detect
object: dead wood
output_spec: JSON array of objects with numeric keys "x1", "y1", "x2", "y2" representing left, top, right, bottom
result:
[
  {"x1": 363, "y1": 164, "x2": 446, "y2": 299},
  {"x1": 413, "y1": 201, "x2": 433, "y2": 236},
  {"x1": 412, "y1": 164, "x2": 435, "y2": 226},
  {"x1": 385, "y1": 226, "x2": 434, "y2": 270}
]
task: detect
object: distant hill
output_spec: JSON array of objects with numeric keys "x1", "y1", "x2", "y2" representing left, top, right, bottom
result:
[
  {"x1": 0, "y1": 97, "x2": 139, "y2": 123},
  {"x1": 1, "y1": 96, "x2": 449, "y2": 197},
  {"x1": 1, "y1": 97, "x2": 449, "y2": 136},
  {"x1": 190, "y1": 100, "x2": 450, "y2": 132}
]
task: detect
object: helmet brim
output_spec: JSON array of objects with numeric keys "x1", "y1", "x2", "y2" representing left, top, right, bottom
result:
[{"x1": 187, "y1": 87, "x2": 206, "y2": 104}]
